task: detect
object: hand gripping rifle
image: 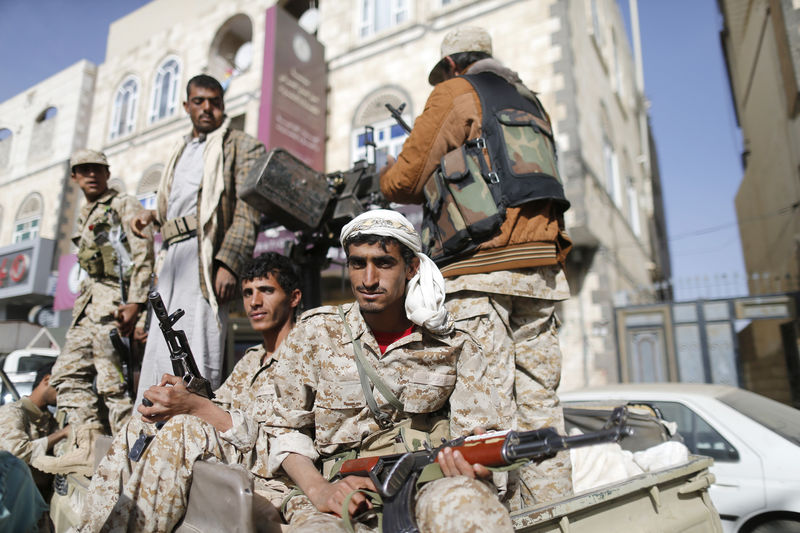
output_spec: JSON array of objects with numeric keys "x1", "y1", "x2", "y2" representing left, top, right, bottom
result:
[
  {"x1": 132, "y1": 291, "x2": 215, "y2": 461},
  {"x1": 145, "y1": 290, "x2": 215, "y2": 401},
  {"x1": 336, "y1": 406, "x2": 631, "y2": 533}
]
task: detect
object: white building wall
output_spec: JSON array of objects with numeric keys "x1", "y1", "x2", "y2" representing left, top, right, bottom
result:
[{"x1": 0, "y1": 60, "x2": 97, "y2": 245}]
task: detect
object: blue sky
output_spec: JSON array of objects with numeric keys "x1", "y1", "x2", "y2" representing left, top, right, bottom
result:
[{"x1": 0, "y1": 0, "x2": 746, "y2": 298}]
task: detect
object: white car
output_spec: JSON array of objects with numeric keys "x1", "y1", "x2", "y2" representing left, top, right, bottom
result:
[
  {"x1": 560, "y1": 384, "x2": 800, "y2": 533},
  {"x1": 1, "y1": 347, "x2": 59, "y2": 404}
]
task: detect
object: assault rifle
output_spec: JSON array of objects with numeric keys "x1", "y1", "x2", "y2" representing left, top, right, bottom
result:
[
  {"x1": 132, "y1": 291, "x2": 213, "y2": 461},
  {"x1": 337, "y1": 406, "x2": 631, "y2": 533},
  {"x1": 140, "y1": 291, "x2": 214, "y2": 406},
  {"x1": 96, "y1": 223, "x2": 137, "y2": 400}
]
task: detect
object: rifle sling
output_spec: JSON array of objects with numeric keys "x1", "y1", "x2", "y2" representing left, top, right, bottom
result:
[{"x1": 338, "y1": 306, "x2": 403, "y2": 429}]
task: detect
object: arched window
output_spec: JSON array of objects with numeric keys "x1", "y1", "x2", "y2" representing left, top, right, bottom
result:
[
  {"x1": 208, "y1": 14, "x2": 253, "y2": 88},
  {"x1": 137, "y1": 164, "x2": 163, "y2": 210},
  {"x1": 350, "y1": 87, "x2": 413, "y2": 167},
  {"x1": 0, "y1": 128, "x2": 12, "y2": 169},
  {"x1": 28, "y1": 107, "x2": 57, "y2": 160},
  {"x1": 14, "y1": 193, "x2": 43, "y2": 243},
  {"x1": 110, "y1": 76, "x2": 139, "y2": 140},
  {"x1": 149, "y1": 56, "x2": 181, "y2": 124}
]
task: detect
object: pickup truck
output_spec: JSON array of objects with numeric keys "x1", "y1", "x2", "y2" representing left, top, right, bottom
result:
[{"x1": 48, "y1": 405, "x2": 722, "y2": 532}]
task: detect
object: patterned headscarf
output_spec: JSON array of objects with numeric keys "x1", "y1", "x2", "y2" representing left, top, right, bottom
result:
[{"x1": 340, "y1": 209, "x2": 452, "y2": 335}]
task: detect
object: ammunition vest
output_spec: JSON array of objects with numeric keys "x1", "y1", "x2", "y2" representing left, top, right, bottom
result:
[
  {"x1": 421, "y1": 71, "x2": 570, "y2": 266},
  {"x1": 76, "y1": 206, "x2": 131, "y2": 281}
]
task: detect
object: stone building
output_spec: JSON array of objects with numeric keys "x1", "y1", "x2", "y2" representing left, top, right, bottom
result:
[
  {"x1": 718, "y1": 0, "x2": 800, "y2": 403},
  {"x1": 0, "y1": 60, "x2": 97, "y2": 324}
]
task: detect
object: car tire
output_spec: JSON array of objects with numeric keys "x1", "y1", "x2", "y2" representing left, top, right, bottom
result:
[{"x1": 748, "y1": 520, "x2": 800, "y2": 533}]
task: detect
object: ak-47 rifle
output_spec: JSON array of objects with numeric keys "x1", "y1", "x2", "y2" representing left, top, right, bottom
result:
[
  {"x1": 95, "y1": 222, "x2": 137, "y2": 400},
  {"x1": 142, "y1": 290, "x2": 215, "y2": 403},
  {"x1": 132, "y1": 291, "x2": 215, "y2": 461},
  {"x1": 337, "y1": 406, "x2": 631, "y2": 533}
]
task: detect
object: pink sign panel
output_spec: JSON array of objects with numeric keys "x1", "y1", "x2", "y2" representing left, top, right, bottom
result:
[
  {"x1": 53, "y1": 254, "x2": 83, "y2": 311},
  {"x1": 258, "y1": 6, "x2": 327, "y2": 171}
]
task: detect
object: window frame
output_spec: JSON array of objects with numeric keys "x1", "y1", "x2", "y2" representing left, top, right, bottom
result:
[
  {"x1": 12, "y1": 216, "x2": 40, "y2": 243},
  {"x1": 358, "y1": 0, "x2": 410, "y2": 39},
  {"x1": 149, "y1": 56, "x2": 182, "y2": 125},
  {"x1": 350, "y1": 116, "x2": 410, "y2": 168},
  {"x1": 109, "y1": 75, "x2": 140, "y2": 140}
]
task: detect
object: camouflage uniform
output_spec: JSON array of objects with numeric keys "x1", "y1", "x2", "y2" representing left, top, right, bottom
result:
[
  {"x1": 51, "y1": 188, "x2": 153, "y2": 434},
  {"x1": 81, "y1": 344, "x2": 290, "y2": 533},
  {"x1": 446, "y1": 266, "x2": 573, "y2": 507},
  {"x1": 269, "y1": 304, "x2": 513, "y2": 533},
  {"x1": 0, "y1": 397, "x2": 57, "y2": 491}
]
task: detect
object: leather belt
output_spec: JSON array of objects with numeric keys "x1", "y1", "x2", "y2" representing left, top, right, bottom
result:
[{"x1": 161, "y1": 215, "x2": 198, "y2": 246}]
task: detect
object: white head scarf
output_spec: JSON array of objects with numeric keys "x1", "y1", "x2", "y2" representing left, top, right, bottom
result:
[{"x1": 340, "y1": 209, "x2": 452, "y2": 335}]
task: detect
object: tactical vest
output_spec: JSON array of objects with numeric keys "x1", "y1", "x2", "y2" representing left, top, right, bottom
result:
[
  {"x1": 421, "y1": 71, "x2": 570, "y2": 266},
  {"x1": 76, "y1": 205, "x2": 132, "y2": 281}
]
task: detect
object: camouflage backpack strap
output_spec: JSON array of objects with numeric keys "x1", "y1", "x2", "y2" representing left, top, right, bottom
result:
[{"x1": 337, "y1": 305, "x2": 403, "y2": 430}]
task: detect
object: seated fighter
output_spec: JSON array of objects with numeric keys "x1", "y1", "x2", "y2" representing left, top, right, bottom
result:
[
  {"x1": 80, "y1": 252, "x2": 302, "y2": 532},
  {"x1": 0, "y1": 363, "x2": 69, "y2": 495},
  {"x1": 267, "y1": 210, "x2": 514, "y2": 533}
]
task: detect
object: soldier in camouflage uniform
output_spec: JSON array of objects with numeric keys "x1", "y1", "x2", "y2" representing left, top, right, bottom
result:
[
  {"x1": 80, "y1": 252, "x2": 301, "y2": 532},
  {"x1": 0, "y1": 363, "x2": 68, "y2": 494},
  {"x1": 381, "y1": 27, "x2": 574, "y2": 506},
  {"x1": 49, "y1": 149, "x2": 154, "y2": 437},
  {"x1": 269, "y1": 210, "x2": 513, "y2": 533}
]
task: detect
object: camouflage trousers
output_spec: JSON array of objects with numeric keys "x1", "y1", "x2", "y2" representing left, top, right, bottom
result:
[
  {"x1": 81, "y1": 414, "x2": 262, "y2": 533},
  {"x1": 50, "y1": 315, "x2": 132, "y2": 434},
  {"x1": 284, "y1": 476, "x2": 513, "y2": 533},
  {"x1": 445, "y1": 291, "x2": 573, "y2": 508}
]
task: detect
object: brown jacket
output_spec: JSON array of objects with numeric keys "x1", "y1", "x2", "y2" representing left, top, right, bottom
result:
[{"x1": 381, "y1": 60, "x2": 570, "y2": 277}]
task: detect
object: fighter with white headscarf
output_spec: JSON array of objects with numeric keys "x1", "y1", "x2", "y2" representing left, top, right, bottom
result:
[{"x1": 339, "y1": 209, "x2": 452, "y2": 335}]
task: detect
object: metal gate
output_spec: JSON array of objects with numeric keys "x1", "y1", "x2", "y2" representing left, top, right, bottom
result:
[{"x1": 615, "y1": 295, "x2": 796, "y2": 385}]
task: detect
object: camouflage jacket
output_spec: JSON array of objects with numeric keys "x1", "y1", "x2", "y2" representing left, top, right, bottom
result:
[
  {"x1": 214, "y1": 343, "x2": 288, "y2": 489},
  {"x1": 72, "y1": 188, "x2": 154, "y2": 327},
  {"x1": 381, "y1": 58, "x2": 571, "y2": 277},
  {"x1": 0, "y1": 397, "x2": 57, "y2": 465},
  {"x1": 267, "y1": 303, "x2": 504, "y2": 473}
]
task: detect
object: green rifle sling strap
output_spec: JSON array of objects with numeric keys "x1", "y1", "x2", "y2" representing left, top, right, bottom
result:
[{"x1": 338, "y1": 305, "x2": 403, "y2": 428}]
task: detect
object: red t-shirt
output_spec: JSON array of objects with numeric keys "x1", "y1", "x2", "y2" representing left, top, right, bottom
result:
[{"x1": 372, "y1": 325, "x2": 415, "y2": 354}]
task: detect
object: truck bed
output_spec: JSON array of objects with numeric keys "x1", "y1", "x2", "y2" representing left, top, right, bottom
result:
[{"x1": 512, "y1": 455, "x2": 721, "y2": 532}]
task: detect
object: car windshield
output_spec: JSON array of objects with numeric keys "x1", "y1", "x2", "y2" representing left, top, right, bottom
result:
[
  {"x1": 17, "y1": 355, "x2": 56, "y2": 373},
  {"x1": 719, "y1": 389, "x2": 800, "y2": 446}
]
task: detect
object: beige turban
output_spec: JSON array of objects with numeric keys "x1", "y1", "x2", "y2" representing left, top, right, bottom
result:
[{"x1": 340, "y1": 209, "x2": 451, "y2": 335}]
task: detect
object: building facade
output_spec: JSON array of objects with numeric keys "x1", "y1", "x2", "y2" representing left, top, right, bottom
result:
[
  {"x1": 718, "y1": 0, "x2": 800, "y2": 403},
  {"x1": 0, "y1": 60, "x2": 97, "y2": 325}
]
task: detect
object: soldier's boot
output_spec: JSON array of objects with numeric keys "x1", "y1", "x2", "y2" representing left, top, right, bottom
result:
[{"x1": 32, "y1": 421, "x2": 105, "y2": 477}]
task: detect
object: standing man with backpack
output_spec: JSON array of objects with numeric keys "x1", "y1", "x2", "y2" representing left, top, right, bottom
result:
[{"x1": 380, "y1": 26, "x2": 573, "y2": 506}]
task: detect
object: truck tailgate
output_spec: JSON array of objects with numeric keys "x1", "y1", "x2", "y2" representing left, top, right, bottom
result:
[{"x1": 512, "y1": 456, "x2": 721, "y2": 532}]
